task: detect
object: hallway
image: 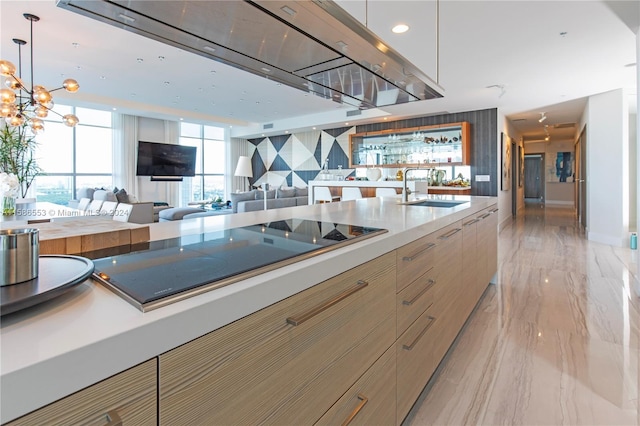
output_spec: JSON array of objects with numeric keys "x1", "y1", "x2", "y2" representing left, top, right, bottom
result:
[{"x1": 405, "y1": 205, "x2": 639, "y2": 425}]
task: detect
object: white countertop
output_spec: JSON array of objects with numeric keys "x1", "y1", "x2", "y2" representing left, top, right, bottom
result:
[{"x1": 0, "y1": 194, "x2": 496, "y2": 422}]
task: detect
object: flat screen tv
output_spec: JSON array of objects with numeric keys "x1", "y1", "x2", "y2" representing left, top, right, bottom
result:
[{"x1": 136, "y1": 141, "x2": 197, "y2": 178}]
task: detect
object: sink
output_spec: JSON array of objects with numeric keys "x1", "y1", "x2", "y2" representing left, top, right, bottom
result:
[{"x1": 405, "y1": 200, "x2": 469, "y2": 208}]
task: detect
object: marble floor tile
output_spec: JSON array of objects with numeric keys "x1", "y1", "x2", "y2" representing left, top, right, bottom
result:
[{"x1": 405, "y1": 205, "x2": 640, "y2": 426}]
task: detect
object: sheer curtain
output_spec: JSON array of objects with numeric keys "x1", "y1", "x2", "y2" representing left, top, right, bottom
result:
[
  {"x1": 229, "y1": 137, "x2": 252, "y2": 194},
  {"x1": 112, "y1": 113, "x2": 139, "y2": 197}
]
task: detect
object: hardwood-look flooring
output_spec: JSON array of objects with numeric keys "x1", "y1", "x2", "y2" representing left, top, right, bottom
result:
[{"x1": 405, "y1": 204, "x2": 639, "y2": 425}]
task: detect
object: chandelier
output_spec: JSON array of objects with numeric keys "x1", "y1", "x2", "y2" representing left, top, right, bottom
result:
[{"x1": 0, "y1": 13, "x2": 79, "y2": 133}]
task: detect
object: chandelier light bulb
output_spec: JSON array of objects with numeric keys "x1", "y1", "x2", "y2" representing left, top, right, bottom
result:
[
  {"x1": 33, "y1": 86, "x2": 52, "y2": 104},
  {"x1": 6, "y1": 114, "x2": 25, "y2": 127},
  {"x1": 4, "y1": 77, "x2": 21, "y2": 90},
  {"x1": 0, "y1": 88, "x2": 16, "y2": 103},
  {"x1": 34, "y1": 105, "x2": 48, "y2": 118},
  {"x1": 62, "y1": 78, "x2": 79, "y2": 93},
  {"x1": 0, "y1": 60, "x2": 16, "y2": 76},
  {"x1": 0, "y1": 102, "x2": 16, "y2": 117},
  {"x1": 30, "y1": 117, "x2": 45, "y2": 133},
  {"x1": 62, "y1": 113, "x2": 79, "y2": 127}
]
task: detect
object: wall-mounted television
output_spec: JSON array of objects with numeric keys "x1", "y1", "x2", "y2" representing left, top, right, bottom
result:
[{"x1": 136, "y1": 141, "x2": 197, "y2": 179}]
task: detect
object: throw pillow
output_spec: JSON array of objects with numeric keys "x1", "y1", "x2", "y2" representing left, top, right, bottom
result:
[
  {"x1": 112, "y1": 187, "x2": 119, "y2": 193},
  {"x1": 77, "y1": 187, "x2": 95, "y2": 200},
  {"x1": 115, "y1": 188, "x2": 128, "y2": 203},
  {"x1": 255, "y1": 189, "x2": 276, "y2": 200},
  {"x1": 276, "y1": 188, "x2": 296, "y2": 198},
  {"x1": 295, "y1": 187, "x2": 308, "y2": 197}
]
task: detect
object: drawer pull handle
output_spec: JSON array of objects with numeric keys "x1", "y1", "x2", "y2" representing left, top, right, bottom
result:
[
  {"x1": 437, "y1": 228, "x2": 461, "y2": 240},
  {"x1": 341, "y1": 393, "x2": 369, "y2": 426},
  {"x1": 489, "y1": 208, "x2": 499, "y2": 213},
  {"x1": 402, "y1": 279, "x2": 436, "y2": 306},
  {"x1": 478, "y1": 213, "x2": 491, "y2": 220},
  {"x1": 463, "y1": 219, "x2": 479, "y2": 227},
  {"x1": 402, "y1": 316, "x2": 436, "y2": 351},
  {"x1": 402, "y1": 243, "x2": 436, "y2": 262},
  {"x1": 105, "y1": 410, "x2": 123, "y2": 426},
  {"x1": 286, "y1": 280, "x2": 368, "y2": 326}
]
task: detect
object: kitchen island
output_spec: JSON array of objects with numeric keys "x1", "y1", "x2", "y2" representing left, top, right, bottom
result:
[{"x1": 0, "y1": 194, "x2": 497, "y2": 425}]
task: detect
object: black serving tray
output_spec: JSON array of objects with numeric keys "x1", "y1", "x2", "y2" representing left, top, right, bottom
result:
[{"x1": 0, "y1": 255, "x2": 94, "y2": 316}]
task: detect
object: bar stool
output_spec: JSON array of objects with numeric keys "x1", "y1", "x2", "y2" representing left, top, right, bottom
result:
[
  {"x1": 375, "y1": 188, "x2": 398, "y2": 197},
  {"x1": 314, "y1": 187, "x2": 340, "y2": 203},
  {"x1": 341, "y1": 187, "x2": 363, "y2": 201}
]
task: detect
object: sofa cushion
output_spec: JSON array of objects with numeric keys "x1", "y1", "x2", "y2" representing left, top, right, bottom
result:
[
  {"x1": 230, "y1": 190, "x2": 257, "y2": 213},
  {"x1": 295, "y1": 187, "x2": 308, "y2": 197},
  {"x1": 254, "y1": 189, "x2": 275, "y2": 200},
  {"x1": 114, "y1": 188, "x2": 129, "y2": 203},
  {"x1": 93, "y1": 189, "x2": 118, "y2": 202},
  {"x1": 77, "y1": 187, "x2": 95, "y2": 200},
  {"x1": 276, "y1": 188, "x2": 296, "y2": 198},
  {"x1": 159, "y1": 207, "x2": 206, "y2": 221}
]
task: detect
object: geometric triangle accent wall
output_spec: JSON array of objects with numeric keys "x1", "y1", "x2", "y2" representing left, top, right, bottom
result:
[{"x1": 250, "y1": 127, "x2": 355, "y2": 187}]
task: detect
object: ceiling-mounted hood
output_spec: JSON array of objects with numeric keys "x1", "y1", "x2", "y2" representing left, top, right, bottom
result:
[{"x1": 56, "y1": 0, "x2": 444, "y2": 109}]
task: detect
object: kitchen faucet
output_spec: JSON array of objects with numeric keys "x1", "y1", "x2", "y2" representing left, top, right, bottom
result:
[{"x1": 402, "y1": 167, "x2": 421, "y2": 203}]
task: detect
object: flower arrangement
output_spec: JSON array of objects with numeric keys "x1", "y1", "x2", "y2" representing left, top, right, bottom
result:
[
  {"x1": 0, "y1": 123, "x2": 41, "y2": 198},
  {"x1": 1, "y1": 172, "x2": 19, "y2": 215}
]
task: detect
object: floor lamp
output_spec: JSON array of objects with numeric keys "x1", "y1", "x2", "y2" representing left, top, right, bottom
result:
[{"x1": 234, "y1": 156, "x2": 253, "y2": 192}]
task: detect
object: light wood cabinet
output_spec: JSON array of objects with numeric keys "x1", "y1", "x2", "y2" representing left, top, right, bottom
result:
[
  {"x1": 316, "y1": 346, "x2": 396, "y2": 426},
  {"x1": 159, "y1": 252, "x2": 396, "y2": 425},
  {"x1": 7, "y1": 359, "x2": 157, "y2": 426},
  {"x1": 475, "y1": 206, "x2": 499, "y2": 289}
]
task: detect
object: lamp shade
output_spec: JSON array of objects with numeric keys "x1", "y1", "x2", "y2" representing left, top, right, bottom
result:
[{"x1": 234, "y1": 156, "x2": 253, "y2": 178}]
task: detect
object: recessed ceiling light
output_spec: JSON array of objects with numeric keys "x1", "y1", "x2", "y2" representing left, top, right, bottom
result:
[
  {"x1": 261, "y1": 67, "x2": 271, "y2": 73},
  {"x1": 72, "y1": 42, "x2": 79, "y2": 48},
  {"x1": 312, "y1": 127, "x2": 316, "y2": 130},
  {"x1": 136, "y1": 58, "x2": 143, "y2": 63},
  {"x1": 112, "y1": 107, "x2": 117, "y2": 111},
  {"x1": 118, "y1": 13, "x2": 136, "y2": 23},
  {"x1": 559, "y1": 31, "x2": 568, "y2": 37},
  {"x1": 281, "y1": 5, "x2": 297, "y2": 16},
  {"x1": 203, "y1": 46, "x2": 216, "y2": 52},
  {"x1": 158, "y1": 56, "x2": 165, "y2": 61},
  {"x1": 345, "y1": 122, "x2": 349, "y2": 125},
  {"x1": 392, "y1": 24, "x2": 409, "y2": 34}
]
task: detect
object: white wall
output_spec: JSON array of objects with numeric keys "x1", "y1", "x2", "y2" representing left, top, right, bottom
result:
[
  {"x1": 583, "y1": 89, "x2": 630, "y2": 246},
  {"x1": 497, "y1": 110, "x2": 524, "y2": 230},
  {"x1": 630, "y1": 111, "x2": 637, "y2": 232}
]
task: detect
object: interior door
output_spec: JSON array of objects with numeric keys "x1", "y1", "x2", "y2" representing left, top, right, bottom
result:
[{"x1": 524, "y1": 155, "x2": 543, "y2": 200}]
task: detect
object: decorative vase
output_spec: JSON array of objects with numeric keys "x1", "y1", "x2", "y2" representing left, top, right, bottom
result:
[
  {"x1": 2, "y1": 196, "x2": 16, "y2": 216},
  {"x1": 366, "y1": 168, "x2": 382, "y2": 181}
]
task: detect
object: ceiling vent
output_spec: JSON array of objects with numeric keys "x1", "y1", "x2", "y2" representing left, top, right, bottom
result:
[
  {"x1": 263, "y1": 123, "x2": 274, "y2": 129},
  {"x1": 346, "y1": 109, "x2": 362, "y2": 117},
  {"x1": 551, "y1": 122, "x2": 576, "y2": 129},
  {"x1": 56, "y1": 0, "x2": 443, "y2": 109}
]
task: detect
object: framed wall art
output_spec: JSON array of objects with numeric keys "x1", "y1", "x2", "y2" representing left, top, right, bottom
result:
[{"x1": 501, "y1": 132, "x2": 511, "y2": 191}]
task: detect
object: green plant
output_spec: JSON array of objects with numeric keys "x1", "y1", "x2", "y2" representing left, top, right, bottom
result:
[{"x1": 0, "y1": 124, "x2": 41, "y2": 198}]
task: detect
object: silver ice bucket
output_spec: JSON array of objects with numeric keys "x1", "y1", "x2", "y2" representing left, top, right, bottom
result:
[{"x1": 0, "y1": 228, "x2": 39, "y2": 286}]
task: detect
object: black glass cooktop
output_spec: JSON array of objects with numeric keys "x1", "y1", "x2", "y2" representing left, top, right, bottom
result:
[{"x1": 91, "y1": 219, "x2": 386, "y2": 312}]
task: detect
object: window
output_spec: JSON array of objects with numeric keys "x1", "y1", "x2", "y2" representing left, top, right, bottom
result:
[
  {"x1": 179, "y1": 122, "x2": 226, "y2": 204},
  {"x1": 33, "y1": 105, "x2": 112, "y2": 205}
]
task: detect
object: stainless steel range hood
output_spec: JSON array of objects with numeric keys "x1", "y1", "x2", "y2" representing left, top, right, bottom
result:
[{"x1": 56, "y1": 0, "x2": 444, "y2": 109}]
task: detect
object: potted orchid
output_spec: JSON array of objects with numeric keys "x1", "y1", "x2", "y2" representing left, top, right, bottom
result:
[
  {"x1": 1, "y1": 172, "x2": 19, "y2": 215},
  {"x1": 0, "y1": 123, "x2": 41, "y2": 201}
]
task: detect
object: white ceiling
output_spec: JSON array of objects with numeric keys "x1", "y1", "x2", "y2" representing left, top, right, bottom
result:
[{"x1": 0, "y1": 0, "x2": 637, "y2": 142}]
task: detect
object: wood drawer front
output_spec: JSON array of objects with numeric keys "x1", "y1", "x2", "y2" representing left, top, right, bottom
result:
[
  {"x1": 396, "y1": 266, "x2": 439, "y2": 336},
  {"x1": 315, "y1": 346, "x2": 396, "y2": 426},
  {"x1": 396, "y1": 232, "x2": 437, "y2": 293},
  {"x1": 396, "y1": 308, "x2": 446, "y2": 424},
  {"x1": 7, "y1": 359, "x2": 157, "y2": 426},
  {"x1": 475, "y1": 206, "x2": 498, "y2": 288},
  {"x1": 159, "y1": 252, "x2": 396, "y2": 426},
  {"x1": 428, "y1": 222, "x2": 463, "y2": 318}
]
